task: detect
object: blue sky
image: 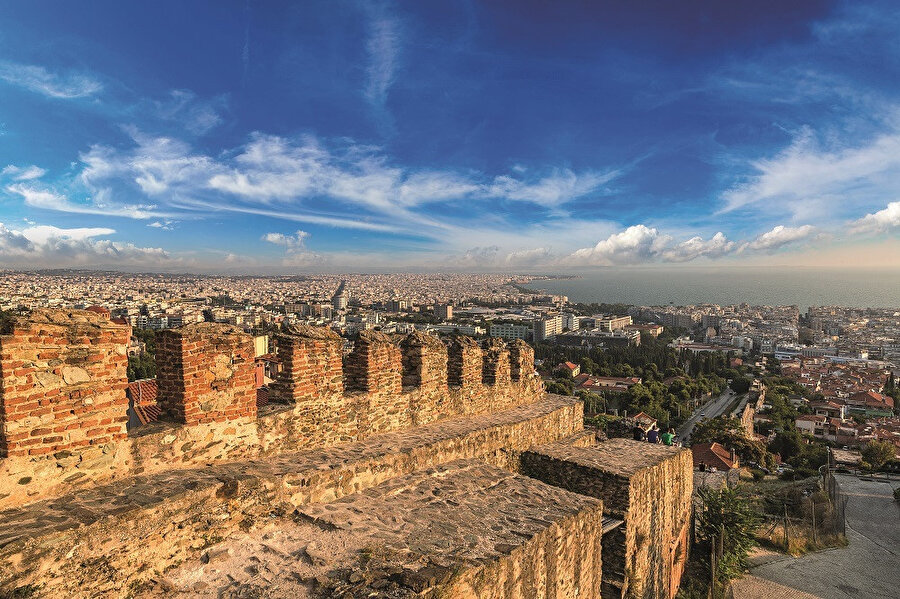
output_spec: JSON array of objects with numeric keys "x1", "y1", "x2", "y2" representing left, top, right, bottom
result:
[{"x1": 0, "y1": 0, "x2": 898, "y2": 272}]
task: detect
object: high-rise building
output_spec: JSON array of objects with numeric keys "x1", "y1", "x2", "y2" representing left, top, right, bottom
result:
[
  {"x1": 434, "y1": 303, "x2": 453, "y2": 320},
  {"x1": 533, "y1": 314, "x2": 563, "y2": 342}
]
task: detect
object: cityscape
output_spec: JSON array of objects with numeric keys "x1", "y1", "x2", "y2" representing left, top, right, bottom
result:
[{"x1": 1, "y1": 2, "x2": 899, "y2": 599}]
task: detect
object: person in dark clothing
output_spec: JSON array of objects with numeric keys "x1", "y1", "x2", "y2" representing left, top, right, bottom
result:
[
  {"x1": 647, "y1": 424, "x2": 660, "y2": 444},
  {"x1": 632, "y1": 424, "x2": 645, "y2": 441}
]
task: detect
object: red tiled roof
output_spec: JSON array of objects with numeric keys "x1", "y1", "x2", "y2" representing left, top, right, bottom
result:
[
  {"x1": 850, "y1": 391, "x2": 894, "y2": 409},
  {"x1": 127, "y1": 378, "x2": 161, "y2": 426},
  {"x1": 691, "y1": 442, "x2": 737, "y2": 470}
]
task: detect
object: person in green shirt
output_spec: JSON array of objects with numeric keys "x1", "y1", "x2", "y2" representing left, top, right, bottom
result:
[{"x1": 661, "y1": 427, "x2": 675, "y2": 446}]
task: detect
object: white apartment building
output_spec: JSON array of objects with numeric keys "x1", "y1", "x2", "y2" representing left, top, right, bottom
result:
[{"x1": 490, "y1": 324, "x2": 531, "y2": 340}]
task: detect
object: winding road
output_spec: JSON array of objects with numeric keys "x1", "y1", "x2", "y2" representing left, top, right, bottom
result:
[
  {"x1": 733, "y1": 474, "x2": 900, "y2": 599},
  {"x1": 676, "y1": 388, "x2": 739, "y2": 444}
]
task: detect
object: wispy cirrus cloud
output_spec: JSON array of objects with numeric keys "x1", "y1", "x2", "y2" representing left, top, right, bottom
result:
[
  {"x1": 1, "y1": 164, "x2": 46, "y2": 181},
  {"x1": 363, "y1": 4, "x2": 402, "y2": 115},
  {"x1": 0, "y1": 61, "x2": 102, "y2": 99},
  {"x1": 722, "y1": 126, "x2": 900, "y2": 219},
  {"x1": 52, "y1": 129, "x2": 615, "y2": 237},
  {"x1": 6, "y1": 183, "x2": 160, "y2": 219}
]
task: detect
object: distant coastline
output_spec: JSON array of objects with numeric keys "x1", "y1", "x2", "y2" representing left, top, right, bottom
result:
[{"x1": 513, "y1": 268, "x2": 899, "y2": 310}]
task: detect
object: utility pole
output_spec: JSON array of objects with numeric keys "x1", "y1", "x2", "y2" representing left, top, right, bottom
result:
[{"x1": 783, "y1": 503, "x2": 790, "y2": 552}]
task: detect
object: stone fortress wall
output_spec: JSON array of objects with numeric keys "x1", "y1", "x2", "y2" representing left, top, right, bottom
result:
[{"x1": 0, "y1": 309, "x2": 692, "y2": 599}]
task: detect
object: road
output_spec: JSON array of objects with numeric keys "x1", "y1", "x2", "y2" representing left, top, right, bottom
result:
[
  {"x1": 676, "y1": 389, "x2": 739, "y2": 444},
  {"x1": 734, "y1": 474, "x2": 900, "y2": 599}
]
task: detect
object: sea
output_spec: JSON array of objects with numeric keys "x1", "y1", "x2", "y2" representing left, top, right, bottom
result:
[{"x1": 520, "y1": 267, "x2": 900, "y2": 310}]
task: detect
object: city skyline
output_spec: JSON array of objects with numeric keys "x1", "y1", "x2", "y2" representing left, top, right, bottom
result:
[{"x1": 1, "y1": 1, "x2": 899, "y2": 272}]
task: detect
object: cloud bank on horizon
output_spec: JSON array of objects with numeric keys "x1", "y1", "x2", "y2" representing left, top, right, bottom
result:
[{"x1": 0, "y1": 0, "x2": 898, "y2": 272}]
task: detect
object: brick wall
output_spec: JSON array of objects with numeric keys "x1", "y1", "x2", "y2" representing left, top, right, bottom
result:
[
  {"x1": 156, "y1": 323, "x2": 257, "y2": 425},
  {"x1": 270, "y1": 325, "x2": 344, "y2": 404},
  {"x1": 481, "y1": 338, "x2": 512, "y2": 386},
  {"x1": 0, "y1": 309, "x2": 129, "y2": 458}
]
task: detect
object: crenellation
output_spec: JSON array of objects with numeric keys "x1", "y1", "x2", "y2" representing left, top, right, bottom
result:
[
  {"x1": 481, "y1": 337, "x2": 512, "y2": 386},
  {"x1": 156, "y1": 323, "x2": 257, "y2": 426},
  {"x1": 446, "y1": 334, "x2": 482, "y2": 388}
]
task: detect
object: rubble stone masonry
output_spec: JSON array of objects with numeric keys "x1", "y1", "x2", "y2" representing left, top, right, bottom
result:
[{"x1": 521, "y1": 439, "x2": 693, "y2": 599}]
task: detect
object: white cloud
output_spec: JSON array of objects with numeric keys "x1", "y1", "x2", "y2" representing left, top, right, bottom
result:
[
  {"x1": 740, "y1": 224, "x2": 816, "y2": 252},
  {"x1": 661, "y1": 232, "x2": 736, "y2": 262},
  {"x1": 147, "y1": 220, "x2": 176, "y2": 230},
  {"x1": 567, "y1": 226, "x2": 790, "y2": 266},
  {"x1": 722, "y1": 127, "x2": 900, "y2": 217},
  {"x1": 9, "y1": 129, "x2": 624, "y2": 242},
  {"x1": 153, "y1": 90, "x2": 224, "y2": 135},
  {"x1": 0, "y1": 221, "x2": 176, "y2": 267},
  {"x1": 488, "y1": 169, "x2": 617, "y2": 208},
  {"x1": 363, "y1": 9, "x2": 401, "y2": 109},
  {"x1": 0, "y1": 61, "x2": 102, "y2": 99},
  {"x1": 849, "y1": 201, "x2": 900, "y2": 234},
  {"x1": 504, "y1": 247, "x2": 552, "y2": 267},
  {"x1": 262, "y1": 230, "x2": 309, "y2": 250},
  {"x1": 5, "y1": 183, "x2": 158, "y2": 219},
  {"x1": 19, "y1": 224, "x2": 116, "y2": 245},
  {"x1": 1, "y1": 165, "x2": 46, "y2": 181},
  {"x1": 568, "y1": 225, "x2": 673, "y2": 266}
]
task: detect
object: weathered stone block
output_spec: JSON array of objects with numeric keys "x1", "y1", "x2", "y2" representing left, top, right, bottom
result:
[{"x1": 521, "y1": 438, "x2": 693, "y2": 599}]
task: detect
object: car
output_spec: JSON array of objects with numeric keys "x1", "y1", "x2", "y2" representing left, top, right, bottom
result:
[{"x1": 699, "y1": 412, "x2": 706, "y2": 417}]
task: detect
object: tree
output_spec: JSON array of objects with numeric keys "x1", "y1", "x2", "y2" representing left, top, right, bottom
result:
[
  {"x1": 769, "y1": 430, "x2": 803, "y2": 462},
  {"x1": 729, "y1": 377, "x2": 751, "y2": 394},
  {"x1": 696, "y1": 486, "x2": 759, "y2": 582},
  {"x1": 862, "y1": 440, "x2": 896, "y2": 470}
]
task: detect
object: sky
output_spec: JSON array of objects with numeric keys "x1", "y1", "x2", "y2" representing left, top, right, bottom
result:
[{"x1": 0, "y1": 0, "x2": 898, "y2": 273}]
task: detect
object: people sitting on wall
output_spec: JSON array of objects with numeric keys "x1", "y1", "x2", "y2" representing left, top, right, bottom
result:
[
  {"x1": 647, "y1": 424, "x2": 660, "y2": 444},
  {"x1": 661, "y1": 427, "x2": 675, "y2": 446},
  {"x1": 632, "y1": 423, "x2": 645, "y2": 441}
]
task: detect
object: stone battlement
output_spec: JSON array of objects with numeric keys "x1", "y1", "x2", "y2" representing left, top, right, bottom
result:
[
  {"x1": 0, "y1": 309, "x2": 693, "y2": 599},
  {"x1": 0, "y1": 310, "x2": 542, "y2": 509}
]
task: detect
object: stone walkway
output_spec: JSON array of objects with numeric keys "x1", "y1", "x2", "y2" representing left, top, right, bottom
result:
[
  {"x1": 1, "y1": 396, "x2": 583, "y2": 597},
  {"x1": 140, "y1": 460, "x2": 605, "y2": 598}
]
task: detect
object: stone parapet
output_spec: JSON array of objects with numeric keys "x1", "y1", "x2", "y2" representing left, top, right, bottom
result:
[{"x1": 0, "y1": 396, "x2": 583, "y2": 597}]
